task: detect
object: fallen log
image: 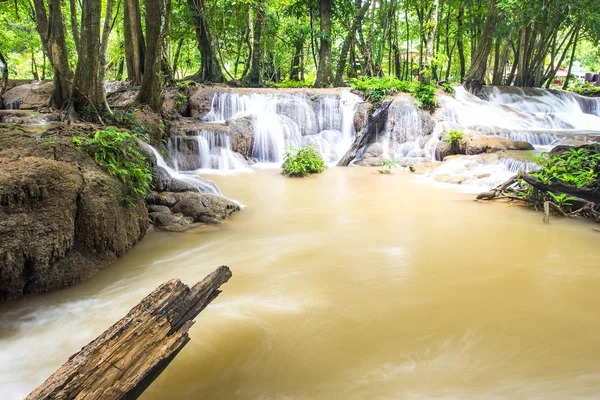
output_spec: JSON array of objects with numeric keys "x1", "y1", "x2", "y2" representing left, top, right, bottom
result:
[
  {"x1": 26, "y1": 265, "x2": 232, "y2": 400},
  {"x1": 337, "y1": 100, "x2": 392, "y2": 166}
]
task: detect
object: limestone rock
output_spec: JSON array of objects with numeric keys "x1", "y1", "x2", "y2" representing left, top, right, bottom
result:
[{"x1": 1, "y1": 81, "x2": 53, "y2": 109}]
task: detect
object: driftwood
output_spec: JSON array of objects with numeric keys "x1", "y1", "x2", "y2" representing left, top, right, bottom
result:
[
  {"x1": 337, "y1": 100, "x2": 392, "y2": 166},
  {"x1": 26, "y1": 265, "x2": 232, "y2": 400}
]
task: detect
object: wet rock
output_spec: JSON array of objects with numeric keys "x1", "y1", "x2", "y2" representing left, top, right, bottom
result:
[
  {"x1": 146, "y1": 191, "x2": 178, "y2": 208},
  {"x1": 227, "y1": 115, "x2": 255, "y2": 157},
  {"x1": 171, "y1": 192, "x2": 240, "y2": 224},
  {"x1": 0, "y1": 111, "x2": 62, "y2": 124},
  {"x1": 355, "y1": 142, "x2": 387, "y2": 167},
  {"x1": 0, "y1": 124, "x2": 148, "y2": 301},
  {"x1": 462, "y1": 136, "x2": 534, "y2": 155},
  {"x1": 354, "y1": 102, "x2": 373, "y2": 132},
  {"x1": 1, "y1": 81, "x2": 53, "y2": 109},
  {"x1": 148, "y1": 205, "x2": 171, "y2": 214},
  {"x1": 409, "y1": 161, "x2": 441, "y2": 175},
  {"x1": 188, "y1": 85, "x2": 217, "y2": 118},
  {"x1": 106, "y1": 89, "x2": 138, "y2": 108}
]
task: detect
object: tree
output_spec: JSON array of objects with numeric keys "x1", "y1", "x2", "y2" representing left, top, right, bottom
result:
[
  {"x1": 124, "y1": 0, "x2": 146, "y2": 84},
  {"x1": 313, "y1": 0, "x2": 332, "y2": 87},
  {"x1": 245, "y1": 3, "x2": 264, "y2": 86},
  {"x1": 334, "y1": 0, "x2": 371, "y2": 87},
  {"x1": 187, "y1": 0, "x2": 223, "y2": 82},
  {"x1": 464, "y1": 0, "x2": 498, "y2": 92}
]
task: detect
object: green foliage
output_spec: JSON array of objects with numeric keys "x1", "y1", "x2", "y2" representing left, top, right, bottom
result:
[
  {"x1": 413, "y1": 83, "x2": 437, "y2": 111},
  {"x1": 103, "y1": 111, "x2": 150, "y2": 140},
  {"x1": 530, "y1": 148, "x2": 600, "y2": 188},
  {"x1": 440, "y1": 82, "x2": 455, "y2": 95},
  {"x1": 350, "y1": 76, "x2": 437, "y2": 110},
  {"x1": 174, "y1": 92, "x2": 188, "y2": 106},
  {"x1": 569, "y1": 82, "x2": 600, "y2": 96},
  {"x1": 350, "y1": 76, "x2": 419, "y2": 104},
  {"x1": 546, "y1": 192, "x2": 575, "y2": 209},
  {"x1": 282, "y1": 146, "x2": 325, "y2": 177},
  {"x1": 445, "y1": 130, "x2": 464, "y2": 145},
  {"x1": 272, "y1": 79, "x2": 313, "y2": 88},
  {"x1": 378, "y1": 159, "x2": 398, "y2": 174},
  {"x1": 73, "y1": 127, "x2": 152, "y2": 206}
]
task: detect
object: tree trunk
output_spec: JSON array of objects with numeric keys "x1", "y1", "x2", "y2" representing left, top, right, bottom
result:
[
  {"x1": 172, "y1": 37, "x2": 184, "y2": 78},
  {"x1": 72, "y1": 0, "x2": 106, "y2": 114},
  {"x1": 32, "y1": 0, "x2": 73, "y2": 109},
  {"x1": 334, "y1": 0, "x2": 371, "y2": 87},
  {"x1": 188, "y1": 0, "x2": 223, "y2": 82},
  {"x1": 138, "y1": 0, "x2": 166, "y2": 111},
  {"x1": 246, "y1": 5, "x2": 263, "y2": 86},
  {"x1": 99, "y1": 0, "x2": 115, "y2": 112},
  {"x1": 562, "y1": 27, "x2": 580, "y2": 90},
  {"x1": 457, "y1": 2, "x2": 466, "y2": 81},
  {"x1": 289, "y1": 34, "x2": 305, "y2": 81},
  {"x1": 464, "y1": 0, "x2": 498, "y2": 93},
  {"x1": 421, "y1": 0, "x2": 439, "y2": 84},
  {"x1": 25, "y1": 266, "x2": 232, "y2": 400},
  {"x1": 545, "y1": 27, "x2": 576, "y2": 88},
  {"x1": 313, "y1": 0, "x2": 333, "y2": 87},
  {"x1": 69, "y1": 0, "x2": 80, "y2": 54},
  {"x1": 0, "y1": 50, "x2": 8, "y2": 99},
  {"x1": 124, "y1": 0, "x2": 145, "y2": 84}
]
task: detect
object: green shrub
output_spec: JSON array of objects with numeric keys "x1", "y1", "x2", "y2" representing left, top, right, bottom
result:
[
  {"x1": 378, "y1": 159, "x2": 398, "y2": 174},
  {"x1": 445, "y1": 130, "x2": 464, "y2": 146},
  {"x1": 104, "y1": 111, "x2": 150, "y2": 140},
  {"x1": 530, "y1": 148, "x2": 600, "y2": 187},
  {"x1": 440, "y1": 82, "x2": 455, "y2": 95},
  {"x1": 272, "y1": 79, "x2": 313, "y2": 88},
  {"x1": 282, "y1": 146, "x2": 325, "y2": 177},
  {"x1": 73, "y1": 127, "x2": 152, "y2": 206},
  {"x1": 350, "y1": 76, "x2": 437, "y2": 110},
  {"x1": 413, "y1": 83, "x2": 437, "y2": 111},
  {"x1": 569, "y1": 82, "x2": 600, "y2": 96}
]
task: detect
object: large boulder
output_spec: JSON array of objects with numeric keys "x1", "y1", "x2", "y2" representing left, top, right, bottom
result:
[
  {"x1": 354, "y1": 102, "x2": 373, "y2": 133},
  {"x1": 227, "y1": 115, "x2": 255, "y2": 157},
  {"x1": 436, "y1": 134, "x2": 534, "y2": 160},
  {"x1": 355, "y1": 142, "x2": 387, "y2": 167},
  {"x1": 1, "y1": 81, "x2": 54, "y2": 109},
  {"x1": 0, "y1": 124, "x2": 148, "y2": 301},
  {"x1": 147, "y1": 191, "x2": 240, "y2": 225}
]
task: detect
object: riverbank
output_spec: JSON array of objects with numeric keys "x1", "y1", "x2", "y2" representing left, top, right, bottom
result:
[{"x1": 2, "y1": 167, "x2": 600, "y2": 399}]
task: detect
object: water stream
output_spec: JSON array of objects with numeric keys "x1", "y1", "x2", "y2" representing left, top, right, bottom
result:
[{"x1": 2, "y1": 168, "x2": 600, "y2": 399}]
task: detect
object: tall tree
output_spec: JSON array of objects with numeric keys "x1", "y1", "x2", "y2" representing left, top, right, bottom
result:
[
  {"x1": 245, "y1": 4, "x2": 264, "y2": 86},
  {"x1": 138, "y1": 0, "x2": 169, "y2": 110},
  {"x1": 32, "y1": 0, "x2": 73, "y2": 109},
  {"x1": 72, "y1": 0, "x2": 107, "y2": 114},
  {"x1": 187, "y1": 0, "x2": 223, "y2": 82},
  {"x1": 313, "y1": 0, "x2": 332, "y2": 87},
  {"x1": 464, "y1": 0, "x2": 498, "y2": 92},
  {"x1": 124, "y1": 0, "x2": 146, "y2": 84},
  {"x1": 334, "y1": 0, "x2": 371, "y2": 87}
]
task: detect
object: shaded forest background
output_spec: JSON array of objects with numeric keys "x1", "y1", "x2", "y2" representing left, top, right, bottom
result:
[{"x1": 0, "y1": 0, "x2": 599, "y2": 113}]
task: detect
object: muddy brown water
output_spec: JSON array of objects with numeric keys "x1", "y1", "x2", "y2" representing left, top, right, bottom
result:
[{"x1": 1, "y1": 168, "x2": 600, "y2": 399}]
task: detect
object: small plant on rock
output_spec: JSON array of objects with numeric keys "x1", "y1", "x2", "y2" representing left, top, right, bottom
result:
[
  {"x1": 378, "y1": 159, "x2": 398, "y2": 174},
  {"x1": 73, "y1": 127, "x2": 152, "y2": 206},
  {"x1": 445, "y1": 130, "x2": 464, "y2": 146},
  {"x1": 282, "y1": 146, "x2": 325, "y2": 177}
]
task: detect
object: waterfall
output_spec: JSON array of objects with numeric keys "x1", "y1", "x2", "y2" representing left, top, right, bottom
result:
[
  {"x1": 148, "y1": 145, "x2": 221, "y2": 195},
  {"x1": 168, "y1": 129, "x2": 247, "y2": 171},
  {"x1": 200, "y1": 90, "x2": 360, "y2": 164}
]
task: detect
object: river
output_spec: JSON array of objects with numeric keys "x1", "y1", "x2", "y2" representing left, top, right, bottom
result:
[{"x1": 1, "y1": 168, "x2": 600, "y2": 399}]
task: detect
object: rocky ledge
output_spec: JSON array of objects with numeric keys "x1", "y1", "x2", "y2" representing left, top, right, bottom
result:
[{"x1": 0, "y1": 124, "x2": 148, "y2": 301}]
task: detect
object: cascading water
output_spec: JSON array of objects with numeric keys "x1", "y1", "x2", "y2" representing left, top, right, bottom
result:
[
  {"x1": 148, "y1": 145, "x2": 221, "y2": 195},
  {"x1": 168, "y1": 130, "x2": 247, "y2": 171},
  {"x1": 441, "y1": 86, "x2": 600, "y2": 145},
  {"x1": 200, "y1": 90, "x2": 360, "y2": 164}
]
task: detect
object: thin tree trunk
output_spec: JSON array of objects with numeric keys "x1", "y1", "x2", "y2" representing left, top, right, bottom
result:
[
  {"x1": 334, "y1": 0, "x2": 371, "y2": 87},
  {"x1": 124, "y1": 0, "x2": 145, "y2": 84},
  {"x1": 0, "y1": 50, "x2": 8, "y2": 97},
  {"x1": 464, "y1": 0, "x2": 498, "y2": 93},
  {"x1": 31, "y1": 53, "x2": 39, "y2": 80},
  {"x1": 562, "y1": 27, "x2": 579, "y2": 90},
  {"x1": 99, "y1": 0, "x2": 116, "y2": 112},
  {"x1": 290, "y1": 34, "x2": 305, "y2": 81},
  {"x1": 172, "y1": 37, "x2": 184, "y2": 78},
  {"x1": 505, "y1": 44, "x2": 519, "y2": 86},
  {"x1": 457, "y1": 2, "x2": 465, "y2": 81},
  {"x1": 313, "y1": 0, "x2": 333, "y2": 87},
  {"x1": 69, "y1": 0, "x2": 80, "y2": 54},
  {"x1": 41, "y1": 52, "x2": 46, "y2": 80},
  {"x1": 246, "y1": 4, "x2": 263, "y2": 86},
  {"x1": 545, "y1": 27, "x2": 576, "y2": 88},
  {"x1": 422, "y1": 0, "x2": 439, "y2": 84},
  {"x1": 187, "y1": 0, "x2": 223, "y2": 82},
  {"x1": 32, "y1": 0, "x2": 73, "y2": 109}
]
